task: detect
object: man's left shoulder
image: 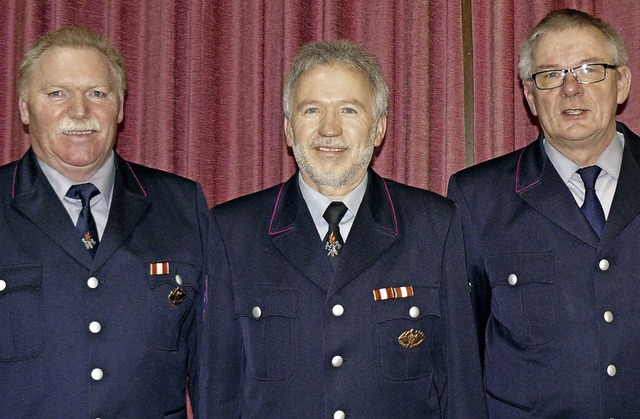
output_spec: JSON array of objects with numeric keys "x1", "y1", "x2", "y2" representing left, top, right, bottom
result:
[
  {"x1": 382, "y1": 177, "x2": 454, "y2": 210},
  {"x1": 118, "y1": 160, "x2": 202, "y2": 197},
  {"x1": 123, "y1": 160, "x2": 197, "y2": 187}
]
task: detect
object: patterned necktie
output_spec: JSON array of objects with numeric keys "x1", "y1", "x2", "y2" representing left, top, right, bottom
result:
[
  {"x1": 577, "y1": 166, "x2": 605, "y2": 238},
  {"x1": 66, "y1": 183, "x2": 101, "y2": 257},
  {"x1": 323, "y1": 202, "x2": 348, "y2": 268}
]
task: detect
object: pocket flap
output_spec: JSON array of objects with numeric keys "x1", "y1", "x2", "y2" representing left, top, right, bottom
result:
[
  {"x1": 0, "y1": 263, "x2": 42, "y2": 294},
  {"x1": 486, "y1": 252, "x2": 554, "y2": 287},
  {"x1": 235, "y1": 285, "x2": 298, "y2": 319},
  {"x1": 375, "y1": 285, "x2": 440, "y2": 322},
  {"x1": 145, "y1": 261, "x2": 200, "y2": 292}
]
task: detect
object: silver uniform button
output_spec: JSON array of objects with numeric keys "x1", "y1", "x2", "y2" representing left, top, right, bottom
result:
[
  {"x1": 89, "y1": 321, "x2": 102, "y2": 334},
  {"x1": 604, "y1": 311, "x2": 614, "y2": 323},
  {"x1": 91, "y1": 368, "x2": 104, "y2": 381},
  {"x1": 87, "y1": 277, "x2": 99, "y2": 289},
  {"x1": 332, "y1": 304, "x2": 344, "y2": 317},
  {"x1": 508, "y1": 274, "x2": 518, "y2": 285},
  {"x1": 607, "y1": 364, "x2": 616, "y2": 377},
  {"x1": 0, "y1": 279, "x2": 6, "y2": 292},
  {"x1": 599, "y1": 259, "x2": 610, "y2": 271},
  {"x1": 409, "y1": 306, "x2": 420, "y2": 318},
  {"x1": 252, "y1": 306, "x2": 262, "y2": 319},
  {"x1": 331, "y1": 356, "x2": 344, "y2": 367},
  {"x1": 175, "y1": 274, "x2": 183, "y2": 286},
  {"x1": 334, "y1": 410, "x2": 345, "y2": 419}
]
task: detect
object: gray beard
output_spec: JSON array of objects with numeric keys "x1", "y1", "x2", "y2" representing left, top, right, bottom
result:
[{"x1": 290, "y1": 128, "x2": 376, "y2": 189}]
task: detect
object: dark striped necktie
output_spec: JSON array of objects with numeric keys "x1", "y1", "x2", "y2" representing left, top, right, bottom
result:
[
  {"x1": 66, "y1": 183, "x2": 101, "y2": 257},
  {"x1": 577, "y1": 166, "x2": 605, "y2": 238}
]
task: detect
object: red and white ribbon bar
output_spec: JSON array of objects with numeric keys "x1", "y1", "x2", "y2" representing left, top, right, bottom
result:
[
  {"x1": 150, "y1": 262, "x2": 170, "y2": 275},
  {"x1": 373, "y1": 285, "x2": 414, "y2": 301}
]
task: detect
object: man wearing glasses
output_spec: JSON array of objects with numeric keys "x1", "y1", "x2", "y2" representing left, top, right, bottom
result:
[{"x1": 448, "y1": 9, "x2": 639, "y2": 417}]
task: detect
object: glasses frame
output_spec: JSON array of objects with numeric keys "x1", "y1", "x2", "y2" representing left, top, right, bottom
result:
[{"x1": 530, "y1": 63, "x2": 618, "y2": 90}]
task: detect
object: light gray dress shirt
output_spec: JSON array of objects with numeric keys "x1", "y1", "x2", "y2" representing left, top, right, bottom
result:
[
  {"x1": 37, "y1": 151, "x2": 115, "y2": 239},
  {"x1": 544, "y1": 132, "x2": 623, "y2": 219},
  {"x1": 298, "y1": 171, "x2": 368, "y2": 243}
]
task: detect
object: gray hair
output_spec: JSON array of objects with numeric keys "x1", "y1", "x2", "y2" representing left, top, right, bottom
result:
[
  {"x1": 518, "y1": 9, "x2": 627, "y2": 82},
  {"x1": 283, "y1": 40, "x2": 388, "y2": 121},
  {"x1": 19, "y1": 26, "x2": 127, "y2": 102}
]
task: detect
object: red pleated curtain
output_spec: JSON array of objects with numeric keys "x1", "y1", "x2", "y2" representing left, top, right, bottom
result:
[{"x1": 2, "y1": 1, "x2": 640, "y2": 204}]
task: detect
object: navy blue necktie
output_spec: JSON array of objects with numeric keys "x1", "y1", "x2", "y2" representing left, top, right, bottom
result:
[
  {"x1": 323, "y1": 202, "x2": 348, "y2": 269},
  {"x1": 577, "y1": 166, "x2": 605, "y2": 237},
  {"x1": 66, "y1": 183, "x2": 100, "y2": 257}
]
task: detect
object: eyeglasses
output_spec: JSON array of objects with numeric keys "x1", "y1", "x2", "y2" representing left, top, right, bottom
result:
[{"x1": 530, "y1": 63, "x2": 617, "y2": 90}]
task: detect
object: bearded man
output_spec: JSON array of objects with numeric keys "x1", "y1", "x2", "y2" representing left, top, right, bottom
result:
[{"x1": 200, "y1": 40, "x2": 486, "y2": 418}]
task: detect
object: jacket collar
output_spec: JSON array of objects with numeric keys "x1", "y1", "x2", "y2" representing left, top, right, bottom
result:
[
  {"x1": 515, "y1": 122, "x2": 640, "y2": 248},
  {"x1": 267, "y1": 169, "x2": 398, "y2": 295},
  {"x1": 10, "y1": 149, "x2": 150, "y2": 270}
]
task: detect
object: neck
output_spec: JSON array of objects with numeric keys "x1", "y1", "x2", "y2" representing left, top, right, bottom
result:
[{"x1": 546, "y1": 133, "x2": 614, "y2": 167}]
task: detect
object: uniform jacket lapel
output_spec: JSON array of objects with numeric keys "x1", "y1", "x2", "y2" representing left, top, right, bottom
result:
[
  {"x1": 10, "y1": 149, "x2": 94, "y2": 267},
  {"x1": 268, "y1": 175, "x2": 335, "y2": 291},
  {"x1": 515, "y1": 136, "x2": 600, "y2": 248},
  {"x1": 93, "y1": 154, "x2": 150, "y2": 269},
  {"x1": 9, "y1": 149, "x2": 150, "y2": 271},
  {"x1": 602, "y1": 122, "x2": 640, "y2": 245},
  {"x1": 267, "y1": 170, "x2": 399, "y2": 294},
  {"x1": 330, "y1": 170, "x2": 399, "y2": 296}
]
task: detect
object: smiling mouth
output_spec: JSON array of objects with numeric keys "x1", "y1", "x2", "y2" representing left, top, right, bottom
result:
[
  {"x1": 62, "y1": 129, "x2": 98, "y2": 135},
  {"x1": 563, "y1": 109, "x2": 585, "y2": 115},
  {"x1": 318, "y1": 146, "x2": 346, "y2": 152}
]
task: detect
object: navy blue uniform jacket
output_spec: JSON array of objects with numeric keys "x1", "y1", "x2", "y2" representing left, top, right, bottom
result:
[
  {"x1": 200, "y1": 169, "x2": 486, "y2": 418},
  {"x1": 448, "y1": 122, "x2": 640, "y2": 417},
  {"x1": 0, "y1": 149, "x2": 208, "y2": 418}
]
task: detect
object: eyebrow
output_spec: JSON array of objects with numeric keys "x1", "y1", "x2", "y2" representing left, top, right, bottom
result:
[
  {"x1": 296, "y1": 99, "x2": 368, "y2": 111},
  {"x1": 37, "y1": 82, "x2": 114, "y2": 91},
  {"x1": 535, "y1": 57, "x2": 605, "y2": 71}
]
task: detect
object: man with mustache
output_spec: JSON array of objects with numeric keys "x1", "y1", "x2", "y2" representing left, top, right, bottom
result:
[
  {"x1": 200, "y1": 40, "x2": 486, "y2": 417},
  {"x1": 448, "y1": 9, "x2": 640, "y2": 417},
  {"x1": 0, "y1": 26, "x2": 208, "y2": 417}
]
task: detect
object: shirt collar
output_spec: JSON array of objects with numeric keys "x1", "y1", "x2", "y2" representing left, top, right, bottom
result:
[
  {"x1": 37, "y1": 150, "x2": 116, "y2": 206},
  {"x1": 543, "y1": 131, "x2": 624, "y2": 183},
  {"x1": 298, "y1": 171, "x2": 368, "y2": 223}
]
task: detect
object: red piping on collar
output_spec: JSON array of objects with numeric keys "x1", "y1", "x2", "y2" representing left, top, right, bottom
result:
[
  {"x1": 123, "y1": 160, "x2": 148, "y2": 197},
  {"x1": 11, "y1": 161, "x2": 19, "y2": 199},
  {"x1": 515, "y1": 147, "x2": 540, "y2": 193},
  {"x1": 381, "y1": 178, "x2": 399, "y2": 236},
  {"x1": 268, "y1": 183, "x2": 293, "y2": 236}
]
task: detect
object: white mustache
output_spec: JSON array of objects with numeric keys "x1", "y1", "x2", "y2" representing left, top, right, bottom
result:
[
  {"x1": 56, "y1": 120, "x2": 101, "y2": 134},
  {"x1": 310, "y1": 137, "x2": 346, "y2": 148}
]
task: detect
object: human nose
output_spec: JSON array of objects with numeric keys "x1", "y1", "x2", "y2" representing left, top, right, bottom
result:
[
  {"x1": 318, "y1": 112, "x2": 342, "y2": 137},
  {"x1": 561, "y1": 69, "x2": 583, "y2": 97},
  {"x1": 68, "y1": 94, "x2": 89, "y2": 118}
]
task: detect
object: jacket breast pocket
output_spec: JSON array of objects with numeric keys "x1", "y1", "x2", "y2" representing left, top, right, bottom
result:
[
  {"x1": 0, "y1": 263, "x2": 44, "y2": 361},
  {"x1": 146, "y1": 261, "x2": 200, "y2": 351},
  {"x1": 234, "y1": 284, "x2": 298, "y2": 381},
  {"x1": 376, "y1": 285, "x2": 440, "y2": 381},
  {"x1": 486, "y1": 251, "x2": 556, "y2": 345}
]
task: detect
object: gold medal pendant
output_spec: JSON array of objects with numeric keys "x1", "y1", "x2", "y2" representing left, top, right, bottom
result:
[
  {"x1": 168, "y1": 287, "x2": 186, "y2": 306},
  {"x1": 398, "y1": 328, "x2": 425, "y2": 348}
]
